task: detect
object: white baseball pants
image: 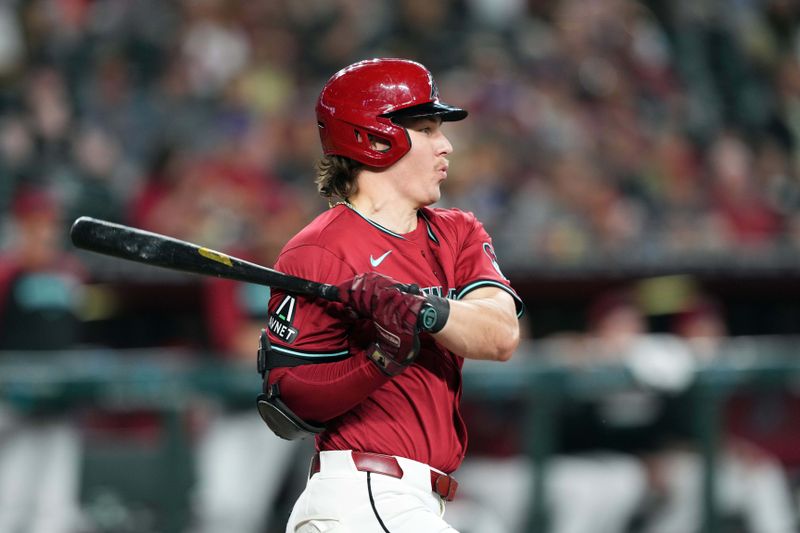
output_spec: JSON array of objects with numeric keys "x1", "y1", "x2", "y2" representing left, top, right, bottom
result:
[{"x1": 286, "y1": 450, "x2": 460, "y2": 533}]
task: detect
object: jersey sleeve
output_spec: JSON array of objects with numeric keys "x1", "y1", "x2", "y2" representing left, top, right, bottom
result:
[
  {"x1": 266, "y1": 243, "x2": 389, "y2": 422},
  {"x1": 266, "y1": 244, "x2": 355, "y2": 360},
  {"x1": 454, "y1": 213, "x2": 525, "y2": 316}
]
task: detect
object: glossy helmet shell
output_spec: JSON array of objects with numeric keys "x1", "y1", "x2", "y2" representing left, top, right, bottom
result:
[{"x1": 315, "y1": 58, "x2": 467, "y2": 168}]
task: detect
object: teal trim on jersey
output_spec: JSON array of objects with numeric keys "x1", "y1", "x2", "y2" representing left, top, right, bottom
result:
[
  {"x1": 418, "y1": 210, "x2": 439, "y2": 244},
  {"x1": 344, "y1": 205, "x2": 406, "y2": 239},
  {"x1": 271, "y1": 345, "x2": 350, "y2": 359},
  {"x1": 456, "y1": 280, "x2": 525, "y2": 317},
  {"x1": 343, "y1": 204, "x2": 439, "y2": 243}
]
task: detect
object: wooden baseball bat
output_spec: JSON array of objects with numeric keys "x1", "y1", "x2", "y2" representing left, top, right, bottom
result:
[{"x1": 69, "y1": 216, "x2": 341, "y2": 301}]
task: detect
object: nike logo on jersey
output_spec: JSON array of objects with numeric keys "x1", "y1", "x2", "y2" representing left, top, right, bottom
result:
[{"x1": 369, "y1": 250, "x2": 392, "y2": 267}]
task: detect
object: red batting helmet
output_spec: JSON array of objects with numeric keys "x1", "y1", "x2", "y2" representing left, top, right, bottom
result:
[{"x1": 315, "y1": 58, "x2": 468, "y2": 168}]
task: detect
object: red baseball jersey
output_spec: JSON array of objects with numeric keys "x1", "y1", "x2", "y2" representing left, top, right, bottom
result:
[{"x1": 266, "y1": 204, "x2": 523, "y2": 473}]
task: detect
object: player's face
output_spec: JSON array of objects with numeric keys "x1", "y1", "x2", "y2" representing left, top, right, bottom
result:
[{"x1": 391, "y1": 117, "x2": 453, "y2": 207}]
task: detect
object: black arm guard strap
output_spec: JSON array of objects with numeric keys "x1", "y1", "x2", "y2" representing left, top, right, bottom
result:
[
  {"x1": 256, "y1": 329, "x2": 325, "y2": 440},
  {"x1": 400, "y1": 283, "x2": 450, "y2": 334},
  {"x1": 419, "y1": 295, "x2": 450, "y2": 333}
]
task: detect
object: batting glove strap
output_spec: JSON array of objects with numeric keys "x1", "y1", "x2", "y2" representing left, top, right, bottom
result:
[{"x1": 419, "y1": 295, "x2": 450, "y2": 334}]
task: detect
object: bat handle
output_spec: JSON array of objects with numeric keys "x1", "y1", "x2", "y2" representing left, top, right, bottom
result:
[{"x1": 317, "y1": 283, "x2": 341, "y2": 302}]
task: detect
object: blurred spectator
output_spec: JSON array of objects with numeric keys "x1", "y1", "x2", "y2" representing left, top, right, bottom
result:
[
  {"x1": 0, "y1": 115, "x2": 37, "y2": 214},
  {"x1": 77, "y1": 49, "x2": 162, "y2": 166},
  {"x1": 190, "y1": 276, "x2": 299, "y2": 533},
  {"x1": 707, "y1": 131, "x2": 784, "y2": 249},
  {"x1": 449, "y1": 387, "x2": 648, "y2": 533},
  {"x1": 126, "y1": 143, "x2": 201, "y2": 240},
  {"x1": 0, "y1": 186, "x2": 85, "y2": 349},
  {"x1": 180, "y1": 0, "x2": 250, "y2": 99},
  {"x1": 0, "y1": 0, "x2": 798, "y2": 263},
  {"x1": 550, "y1": 288, "x2": 694, "y2": 533},
  {"x1": 640, "y1": 295, "x2": 799, "y2": 533},
  {"x1": 0, "y1": 186, "x2": 87, "y2": 533},
  {"x1": 22, "y1": 66, "x2": 74, "y2": 185},
  {"x1": 670, "y1": 295, "x2": 728, "y2": 362},
  {"x1": 188, "y1": 184, "x2": 311, "y2": 533},
  {"x1": 449, "y1": 284, "x2": 800, "y2": 533},
  {"x1": 63, "y1": 124, "x2": 129, "y2": 225},
  {"x1": 446, "y1": 304, "x2": 649, "y2": 533},
  {"x1": 558, "y1": 286, "x2": 798, "y2": 533}
]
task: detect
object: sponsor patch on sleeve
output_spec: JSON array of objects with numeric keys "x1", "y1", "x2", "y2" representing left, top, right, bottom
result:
[{"x1": 268, "y1": 295, "x2": 299, "y2": 344}]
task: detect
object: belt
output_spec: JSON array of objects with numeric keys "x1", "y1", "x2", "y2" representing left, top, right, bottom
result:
[{"x1": 310, "y1": 451, "x2": 458, "y2": 501}]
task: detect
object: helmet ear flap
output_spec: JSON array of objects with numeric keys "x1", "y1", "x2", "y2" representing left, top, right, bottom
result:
[
  {"x1": 321, "y1": 113, "x2": 410, "y2": 167},
  {"x1": 353, "y1": 129, "x2": 393, "y2": 154},
  {"x1": 356, "y1": 126, "x2": 409, "y2": 163}
]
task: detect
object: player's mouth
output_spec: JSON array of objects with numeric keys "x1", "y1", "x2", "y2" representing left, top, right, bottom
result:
[{"x1": 436, "y1": 163, "x2": 449, "y2": 180}]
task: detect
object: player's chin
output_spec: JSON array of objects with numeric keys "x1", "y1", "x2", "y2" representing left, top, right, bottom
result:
[
  {"x1": 418, "y1": 192, "x2": 441, "y2": 208},
  {"x1": 426, "y1": 185, "x2": 443, "y2": 205}
]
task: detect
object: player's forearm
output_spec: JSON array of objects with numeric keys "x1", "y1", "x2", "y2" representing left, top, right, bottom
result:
[
  {"x1": 432, "y1": 290, "x2": 519, "y2": 361},
  {"x1": 269, "y1": 354, "x2": 389, "y2": 421}
]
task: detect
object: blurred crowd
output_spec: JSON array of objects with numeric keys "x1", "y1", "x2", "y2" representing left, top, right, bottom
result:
[
  {"x1": 1, "y1": 0, "x2": 800, "y2": 268},
  {"x1": 454, "y1": 283, "x2": 800, "y2": 533}
]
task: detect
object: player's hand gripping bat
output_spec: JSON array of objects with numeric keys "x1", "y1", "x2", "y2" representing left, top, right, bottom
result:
[{"x1": 69, "y1": 216, "x2": 341, "y2": 301}]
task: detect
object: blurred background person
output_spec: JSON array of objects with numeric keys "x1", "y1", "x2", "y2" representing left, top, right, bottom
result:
[
  {"x1": 447, "y1": 308, "x2": 649, "y2": 533},
  {"x1": 560, "y1": 284, "x2": 798, "y2": 533},
  {"x1": 548, "y1": 287, "x2": 693, "y2": 533},
  {"x1": 189, "y1": 273, "x2": 301, "y2": 533},
  {"x1": 639, "y1": 296, "x2": 799, "y2": 533},
  {"x1": 0, "y1": 186, "x2": 87, "y2": 533}
]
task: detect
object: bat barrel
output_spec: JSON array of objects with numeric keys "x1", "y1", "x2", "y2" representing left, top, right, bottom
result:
[{"x1": 70, "y1": 217, "x2": 342, "y2": 302}]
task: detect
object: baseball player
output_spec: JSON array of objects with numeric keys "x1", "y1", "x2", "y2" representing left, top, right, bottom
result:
[{"x1": 256, "y1": 58, "x2": 524, "y2": 533}]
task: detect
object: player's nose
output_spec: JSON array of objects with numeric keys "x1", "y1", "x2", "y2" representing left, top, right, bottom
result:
[{"x1": 436, "y1": 131, "x2": 453, "y2": 156}]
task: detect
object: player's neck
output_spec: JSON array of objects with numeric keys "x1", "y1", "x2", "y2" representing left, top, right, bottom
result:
[{"x1": 347, "y1": 194, "x2": 418, "y2": 234}]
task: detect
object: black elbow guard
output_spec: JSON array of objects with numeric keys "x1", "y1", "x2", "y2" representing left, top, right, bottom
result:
[
  {"x1": 256, "y1": 384, "x2": 325, "y2": 440},
  {"x1": 256, "y1": 329, "x2": 325, "y2": 440}
]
